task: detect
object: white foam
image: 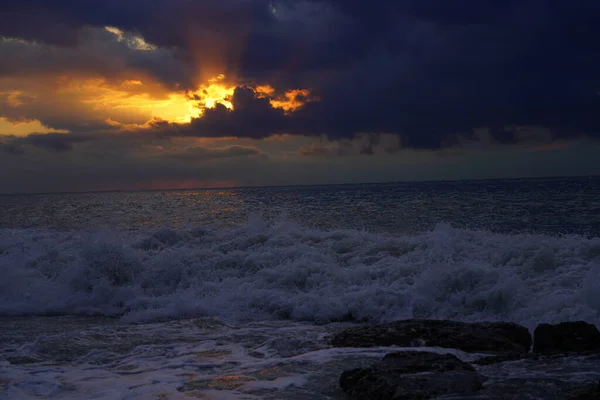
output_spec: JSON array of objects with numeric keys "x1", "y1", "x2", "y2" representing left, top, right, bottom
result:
[{"x1": 1, "y1": 221, "x2": 599, "y2": 328}]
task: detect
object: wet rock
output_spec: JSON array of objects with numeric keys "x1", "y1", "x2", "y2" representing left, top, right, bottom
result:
[
  {"x1": 474, "y1": 353, "x2": 600, "y2": 399},
  {"x1": 534, "y1": 321, "x2": 600, "y2": 353},
  {"x1": 343, "y1": 352, "x2": 600, "y2": 400},
  {"x1": 340, "y1": 351, "x2": 482, "y2": 400},
  {"x1": 480, "y1": 378, "x2": 600, "y2": 400},
  {"x1": 569, "y1": 383, "x2": 600, "y2": 399},
  {"x1": 331, "y1": 319, "x2": 532, "y2": 353},
  {"x1": 6, "y1": 355, "x2": 41, "y2": 365},
  {"x1": 471, "y1": 351, "x2": 587, "y2": 366}
]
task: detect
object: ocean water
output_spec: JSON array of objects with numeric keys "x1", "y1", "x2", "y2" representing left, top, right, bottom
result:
[{"x1": 1, "y1": 177, "x2": 599, "y2": 399}]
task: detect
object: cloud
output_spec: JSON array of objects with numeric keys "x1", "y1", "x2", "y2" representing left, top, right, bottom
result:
[
  {"x1": 0, "y1": 0, "x2": 599, "y2": 152},
  {"x1": 0, "y1": 74, "x2": 200, "y2": 133},
  {"x1": 164, "y1": 145, "x2": 265, "y2": 161},
  {"x1": 0, "y1": 0, "x2": 270, "y2": 87},
  {"x1": 2, "y1": 131, "x2": 599, "y2": 194},
  {"x1": 0, "y1": 132, "x2": 277, "y2": 193},
  {"x1": 297, "y1": 134, "x2": 400, "y2": 157},
  {"x1": 1, "y1": 132, "x2": 92, "y2": 153},
  {"x1": 151, "y1": 86, "x2": 289, "y2": 139},
  {"x1": 0, "y1": 142, "x2": 24, "y2": 155},
  {"x1": 0, "y1": 27, "x2": 195, "y2": 93}
]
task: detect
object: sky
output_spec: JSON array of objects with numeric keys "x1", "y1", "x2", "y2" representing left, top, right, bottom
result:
[{"x1": 1, "y1": 0, "x2": 599, "y2": 193}]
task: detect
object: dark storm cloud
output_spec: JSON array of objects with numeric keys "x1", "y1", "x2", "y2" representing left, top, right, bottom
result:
[
  {"x1": 0, "y1": 143, "x2": 24, "y2": 155},
  {"x1": 1, "y1": 133, "x2": 92, "y2": 153},
  {"x1": 192, "y1": 86, "x2": 288, "y2": 138},
  {"x1": 0, "y1": 29, "x2": 193, "y2": 90},
  {"x1": 290, "y1": 0, "x2": 600, "y2": 145},
  {"x1": 0, "y1": 0, "x2": 272, "y2": 88},
  {"x1": 0, "y1": 0, "x2": 270, "y2": 47},
  {"x1": 297, "y1": 133, "x2": 400, "y2": 157},
  {"x1": 1, "y1": 0, "x2": 600, "y2": 148}
]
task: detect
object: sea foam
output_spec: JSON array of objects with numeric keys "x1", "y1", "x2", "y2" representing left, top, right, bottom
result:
[{"x1": 1, "y1": 220, "x2": 599, "y2": 328}]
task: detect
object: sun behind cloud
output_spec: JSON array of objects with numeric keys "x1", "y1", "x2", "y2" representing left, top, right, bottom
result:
[
  {"x1": 187, "y1": 74, "x2": 235, "y2": 113},
  {"x1": 80, "y1": 73, "x2": 313, "y2": 127},
  {"x1": 101, "y1": 75, "x2": 315, "y2": 127},
  {"x1": 1, "y1": 70, "x2": 314, "y2": 135}
]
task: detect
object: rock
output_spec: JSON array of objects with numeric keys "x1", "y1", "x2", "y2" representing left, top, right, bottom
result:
[
  {"x1": 6, "y1": 355, "x2": 41, "y2": 365},
  {"x1": 377, "y1": 351, "x2": 477, "y2": 374},
  {"x1": 480, "y1": 378, "x2": 600, "y2": 400},
  {"x1": 474, "y1": 353, "x2": 600, "y2": 399},
  {"x1": 330, "y1": 319, "x2": 532, "y2": 353},
  {"x1": 340, "y1": 351, "x2": 482, "y2": 400},
  {"x1": 471, "y1": 351, "x2": 596, "y2": 366},
  {"x1": 569, "y1": 383, "x2": 600, "y2": 399},
  {"x1": 533, "y1": 321, "x2": 600, "y2": 353}
]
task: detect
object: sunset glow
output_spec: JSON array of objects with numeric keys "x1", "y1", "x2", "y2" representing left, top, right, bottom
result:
[
  {"x1": 270, "y1": 89, "x2": 312, "y2": 112},
  {"x1": 256, "y1": 85, "x2": 313, "y2": 112},
  {"x1": 0, "y1": 117, "x2": 69, "y2": 136},
  {"x1": 42, "y1": 74, "x2": 310, "y2": 129},
  {"x1": 1, "y1": 48, "x2": 312, "y2": 136},
  {"x1": 56, "y1": 74, "x2": 313, "y2": 127},
  {"x1": 0, "y1": 71, "x2": 313, "y2": 135},
  {"x1": 188, "y1": 74, "x2": 235, "y2": 113},
  {"x1": 54, "y1": 76, "x2": 205, "y2": 125}
]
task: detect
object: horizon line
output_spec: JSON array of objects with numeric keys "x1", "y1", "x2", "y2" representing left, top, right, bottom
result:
[{"x1": 0, "y1": 174, "x2": 598, "y2": 197}]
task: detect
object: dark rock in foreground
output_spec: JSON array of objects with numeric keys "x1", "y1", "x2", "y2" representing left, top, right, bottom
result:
[
  {"x1": 331, "y1": 319, "x2": 532, "y2": 353},
  {"x1": 570, "y1": 383, "x2": 600, "y2": 399},
  {"x1": 476, "y1": 353, "x2": 600, "y2": 399},
  {"x1": 335, "y1": 320, "x2": 600, "y2": 399},
  {"x1": 340, "y1": 351, "x2": 600, "y2": 400},
  {"x1": 534, "y1": 321, "x2": 600, "y2": 353},
  {"x1": 340, "y1": 351, "x2": 482, "y2": 400},
  {"x1": 6, "y1": 355, "x2": 41, "y2": 365}
]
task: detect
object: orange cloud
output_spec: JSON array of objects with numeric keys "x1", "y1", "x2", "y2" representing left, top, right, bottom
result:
[
  {"x1": 2, "y1": 90, "x2": 27, "y2": 107},
  {"x1": 62, "y1": 77, "x2": 203, "y2": 124},
  {"x1": 0, "y1": 117, "x2": 68, "y2": 136},
  {"x1": 1, "y1": 69, "x2": 315, "y2": 136},
  {"x1": 187, "y1": 74, "x2": 235, "y2": 112},
  {"x1": 256, "y1": 85, "x2": 314, "y2": 112},
  {"x1": 52, "y1": 74, "x2": 242, "y2": 126},
  {"x1": 77, "y1": 75, "x2": 313, "y2": 127},
  {"x1": 271, "y1": 89, "x2": 312, "y2": 111}
]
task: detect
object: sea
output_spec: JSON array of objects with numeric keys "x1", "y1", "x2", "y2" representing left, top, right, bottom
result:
[{"x1": 1, "y1": 176, "x2": 599, "y2": 399}]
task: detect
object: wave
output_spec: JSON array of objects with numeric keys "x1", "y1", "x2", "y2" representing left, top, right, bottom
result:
[{"x1": 1, "y1": 219, "x2": 599, "y2": 327}]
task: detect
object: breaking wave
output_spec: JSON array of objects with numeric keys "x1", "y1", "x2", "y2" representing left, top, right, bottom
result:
[{"x1": 1, "y1": 219, "x2": 599, "y2": 328}]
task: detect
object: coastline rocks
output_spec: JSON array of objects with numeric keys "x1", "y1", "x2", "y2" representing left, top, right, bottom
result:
[
  {"x1": 340, "y1": 351, "x2": 600, "y2": 400},
  {"x1": 340, "y1": 351, "x2": 482, "y2": 400},
  {"x1": 331, "y1": 319, "x2": 532, "y2": 353},
  {"x1": 534, "y1": 321, "x2": 600, "y2": 353},
  {"x1": 475, "y1": 354, "x2": 600, "y2": 399},
  {"x1": 570, "y1": 383, "x2": 600, "y2": 399},
  {"x1": 336, "y1": 320, "x2": 600, "y2": 399}
]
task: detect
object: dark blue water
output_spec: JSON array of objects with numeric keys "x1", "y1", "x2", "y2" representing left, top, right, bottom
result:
[{"x1": 1, "y1": 176, "x2": 599, "y2": 236}]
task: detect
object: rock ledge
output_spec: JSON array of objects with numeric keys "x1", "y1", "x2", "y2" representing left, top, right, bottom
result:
[{"x1": 331, "y1": 319, "x2": 532, "y2": 353}]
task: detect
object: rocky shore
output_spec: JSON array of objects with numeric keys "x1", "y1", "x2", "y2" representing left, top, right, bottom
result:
[{"x1": 332, "y1": 320, "x2": 600, "y2": 399}]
